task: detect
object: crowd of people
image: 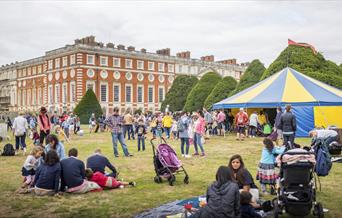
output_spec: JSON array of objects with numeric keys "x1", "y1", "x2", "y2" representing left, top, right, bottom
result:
[{"x1": 4, "y1": 103, "x2": 339, "y2": 217}]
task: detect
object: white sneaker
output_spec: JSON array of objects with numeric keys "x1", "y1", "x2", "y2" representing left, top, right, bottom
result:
[
  {"x1": 185, "y1": 154, "x2": 191, "y2": 158},
  {"x1": 181, "y1": 154, "x2": 185, "y2": 157},
  {"x1": 23, "y1": 148, "x2": 27, "y2": 155}
]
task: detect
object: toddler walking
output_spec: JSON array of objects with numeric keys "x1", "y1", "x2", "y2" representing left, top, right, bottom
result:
[{"x1": 135, "y1": 119, "x2": 146, "y2": 151}]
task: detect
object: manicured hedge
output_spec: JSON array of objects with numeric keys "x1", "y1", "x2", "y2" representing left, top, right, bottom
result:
[{"x1": 74, "y1": 89, "x2": 103, "y2": 124}]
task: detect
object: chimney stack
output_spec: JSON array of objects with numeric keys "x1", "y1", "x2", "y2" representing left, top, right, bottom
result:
[
  {"x1": 176, "y1": 51, "x2": 191, "y2": 59},
  {"x1": 156, "y1": 48, "x2": 171, "y2": 56},
  {"x1": 106, "y1": 43, "x2": 115, "y2": 48},
  {"x1": 128, "y1": 46, "x2": 135, "y2": 51},
  {"x1": 217, "y1": 59, "x2": 237, "y2": 65},
  {"x1": 200, "y1": 55, "x2": 214, "y2": 62},
  {"x1": 117, "y1": 44, "x2": 125, "y2": 50},
  {"x1": 141, "y1": 48, "x2": 147, "y2": 53}
]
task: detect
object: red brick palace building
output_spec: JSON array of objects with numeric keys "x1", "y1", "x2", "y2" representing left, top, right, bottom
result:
[{"x1": 0, "y1": 36, "x2": 248, "y2": 114}]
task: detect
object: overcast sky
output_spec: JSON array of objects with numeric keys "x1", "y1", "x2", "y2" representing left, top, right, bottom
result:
[{"x1": 1, "y1": 1, "x2": 342, "y2": 67}]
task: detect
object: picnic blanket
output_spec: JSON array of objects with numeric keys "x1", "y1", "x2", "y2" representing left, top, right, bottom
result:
[{"x1": 134, "y1": 197, "x2": 201, "y2": 218}]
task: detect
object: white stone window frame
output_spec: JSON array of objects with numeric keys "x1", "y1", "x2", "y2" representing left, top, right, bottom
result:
[
  {"x1": 113, "y1": 71, "x2": 121, "y2": 80},
  {"x1": 86, "y1": 81, "x2": 96, "y2": 92},
  {"x1": 148, "y1": 73, "x2": 155, "y2": 82},
  {"x1": 148, "y1": 61, "x2": 155, "y2": 71},
  {"x1": 125, "y1": 59, "x2": 133, "y2": 69},
  {"x1": 32, "y1": 66, "x2": 36, "y2": 75},
  {"x1": 48, "y1": 85, "x2": 53, "y2": 104},
  {"x1": 62, "y1": 83, "x2": 67, "y2": 103},
  {"x1": 70, "y1": 54, "x2": 76, "y2": 65},
  {"x1": 38, "y1": 87, "x2": 42, "y2": 105},
  {"x1": 87, "y1": 69, "x2": 95, "y2": 78},
  {"x1": 23, "y1": 68, "x2": 27, "y2": 77},
  {"x1": 48, "y1": 60, "x2": 53, "y2": 70},
  {"x1": 158, "y1": 74, "x2": 165, "y2": 83},
  {"x1": 125, "y1": 84, "x2": 133, "y2": 103},
  {"x1": 100, "y1": 70, "x2": 108, "y2": 79},
  {"x1": 137, "y1": 84, "x2": 144, "y2": 103},
  {"x1": 62, "y1": 56, "x2": 68, "y2": 67},
  {"x1": 100, "y1": 82, "x2": 108, "y2": 102},
  {"x1": 113, "y1": 83, "x2": 121, "y2": 103},
  {"x1": 137, "y1": 60, "x2": 144, "y2": 70},
  {"x1": 70, "y1": 81, "x2": 76, "y2": 103},
  {"x1": 148, "y1": 85, "x2": 154, "y2": 103},
  {"x1": 125, "y1": 71, "x2": 132, "y2": 81},
  {"x1": 55, "y1": 58, "x2": 60, "y2": 69},
  {"x1": 137, "y1": 73, "x2": 144, "y2": 82},
  {"x1": 38, "y1": 65, "x2": 42, "y2": 74},
  {"x1": 55, "y1": 84, "x2": 60, "y2": 104},
  {"x1": 168, "y1": 64, "x2": 174, "y2": 73},
  {"x1": 113, "y1": 57, "x2": 121, "y2": 67},
  {"x1": 100, "y1": 56, "x2": 108, "y2": 66},
  {"x1": 87, "y1": 54, "x2": 95, "y2": 65},
  {"x1": 158, "y1": 86, "x2": 165, "y2": 102},
  {"x1": 158, "y1": 63, "x2": 165, "y2": 72}
]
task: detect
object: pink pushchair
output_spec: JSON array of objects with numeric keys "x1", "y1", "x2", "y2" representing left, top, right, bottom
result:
[{"x1": 151, "y1": 137, "x2": 189, "y2": 186}]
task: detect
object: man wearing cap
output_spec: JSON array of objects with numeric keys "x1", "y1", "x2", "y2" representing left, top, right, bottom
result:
[
  {"x1": 278, "y1": 105, "x2": 296, "y2": 147},
  {"x1": 38, "y1": 107, "x2": 51, "y2": 146}
]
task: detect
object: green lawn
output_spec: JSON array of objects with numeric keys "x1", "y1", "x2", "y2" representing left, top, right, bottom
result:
[{"x1": 0, "y1": 129, "x2": 341, "y2": 218}]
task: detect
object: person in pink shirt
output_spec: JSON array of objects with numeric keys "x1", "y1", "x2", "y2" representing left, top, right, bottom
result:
[
  {"x1": 193, "y1": 111, "x2": 206, "y2": 156},
  {"x1": 217, "y1": 110, "x2": 226, "y2": 136},
  {"x1": 38, "y1": 107, "x2": 51, "y2": 146},
  {"x1": 235, "y1": 108, "x2": 249, "y2": 141}
]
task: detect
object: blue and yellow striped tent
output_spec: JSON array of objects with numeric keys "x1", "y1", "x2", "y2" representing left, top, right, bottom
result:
[{"x1": 213, "y1": 67, "x2": 342, "y2": 136}]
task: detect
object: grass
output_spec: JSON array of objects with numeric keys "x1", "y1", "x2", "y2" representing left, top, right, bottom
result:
[{"x1": 0, "y1": 128, "x2": 341, "y2": 218}]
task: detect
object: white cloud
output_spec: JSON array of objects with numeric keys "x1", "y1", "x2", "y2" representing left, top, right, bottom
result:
[{"x1": 0, "y1": 1, "x2": 341, "y2": 66}]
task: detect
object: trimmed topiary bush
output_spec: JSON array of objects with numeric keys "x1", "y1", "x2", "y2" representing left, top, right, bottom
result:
[
  {"x1": 73, "y1": 89, "x2": 103, "y2": 124},
  {"x1": 204, "y1": 76, "x2": 237, "y2": 109},
  {"x1": 183, "y1": 72, "x2": 221, "y2": 112},
  {"x1": 161, "y1": 75, "x2": 198, "y2": 112}
]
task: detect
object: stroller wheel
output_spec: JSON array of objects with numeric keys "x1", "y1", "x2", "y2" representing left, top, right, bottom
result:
[
  {"x1": 154, "y1": 176, "x2": 162, "y2": 184},
  {"x1": 168, "y1": 175, "x2": 176, "y2": 186},
  {"x1": 313, "y1": 202, "x2": 324, "y2": 218},
  {"x1": 184, "y1": 175, "x2": 189, "y2": 184},
  {"x1": 272, "y1": 198, "x2": 280, "y2": 218}
]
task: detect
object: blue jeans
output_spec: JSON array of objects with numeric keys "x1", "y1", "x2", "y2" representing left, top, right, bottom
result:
[
  {"x1": 180, "y1": 138, "x2": 190, "y2": 155},
  {"x1": 137, "y1": 135, "x2": 145, "y2": 151},
  {"x1": 15, "y1": 133, "x2": 26, "y2": 150},
  {"x1": 164, "y1": 127, "x2": 171, "y2": 138},
  {"x1": 193, "y1": 133, "x2": 204, "y2": 153},
  {"x1": 124, "y1": 125, "x2": 134, "y2": 140},
  {"x1": 111, "y1": 132, "x2": 130, "y2": 156}
]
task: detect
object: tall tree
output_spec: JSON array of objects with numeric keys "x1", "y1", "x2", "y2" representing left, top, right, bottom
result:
[
  {"x1": 160, "y1": 75, "x2": 198, "y2": 112},
  {"x1": 73, "y1": 89, "x2": 103, "y2": 124},
  {"x1": 183, "y1": 72, "x2": 221, "y2": 112},
  {"x1": 204, "y1": 76, "x2": 237, "y2": 109}
]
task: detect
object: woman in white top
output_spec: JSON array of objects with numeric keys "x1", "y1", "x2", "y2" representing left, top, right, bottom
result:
[
  {"x1": 12, "y1": 111, "x2": 28, "y2": 154},
  {"x1": 249, "y1": 112, "x2": 259, "y2": 138}
]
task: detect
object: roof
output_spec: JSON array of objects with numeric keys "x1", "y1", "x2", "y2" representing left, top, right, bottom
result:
[{"x1": 213, "y1": 67, "x2": 342, "y2": 109}]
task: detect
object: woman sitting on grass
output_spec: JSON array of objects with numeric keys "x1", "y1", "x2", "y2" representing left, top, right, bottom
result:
[
  {"x1": 228, "y1": 154, "x2": 260, "y2": 208},
  {"x1": 33, "y1": 150, "x2": 61, "y2": 196},
  {"x1": 192, "y1": 166, "x2": 240, "y2": 218},
  {"x1": 45, "y1": 134, "x2": 66, "y2": 160}
]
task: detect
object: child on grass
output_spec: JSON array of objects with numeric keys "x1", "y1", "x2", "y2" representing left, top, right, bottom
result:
[
  {"x1": 135, "y1": 119, "x2": 146, "y2": 151},
  {"x1": 240, "y1": 191, "x2": 263, "y2": 218},
  {"x1": 56, "y1": 126, "x2": 70, "y2": 145},
  {"x1": 256, "y1": 138, "x2": 285, "y2": 195},
  {"x1": 85, "y1": 168, "x2": 136, "y2": 189},
  {"x1": 21, "y1": 146, "x2": 44, "y2": 189}
]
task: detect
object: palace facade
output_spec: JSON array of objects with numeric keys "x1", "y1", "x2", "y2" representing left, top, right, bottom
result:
[{"x1": 0, "y1": 36, "x2": 248, "y2": 114}]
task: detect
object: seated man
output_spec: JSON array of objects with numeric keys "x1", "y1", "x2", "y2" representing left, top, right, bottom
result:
[
  {"x1": 309, "y1": 129, "x2": 338, "y2": 146},
  {"x1": 61, "y1": 148, "x2": 101, "y2": 193},
  {"x1": 86, "y1": 148, "x2": 118, "y2": 177}
]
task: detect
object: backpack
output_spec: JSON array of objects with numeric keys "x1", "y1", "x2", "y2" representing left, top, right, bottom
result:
[
  {"x1": 314, "y1": 140, "x2": 332, "y2": 176},
  {"x1": 2, "y1": 143, "x2": 15, "y2": 156},
  {"x1": 177, "y1": 119, "x2": 187, "y2": 132}
]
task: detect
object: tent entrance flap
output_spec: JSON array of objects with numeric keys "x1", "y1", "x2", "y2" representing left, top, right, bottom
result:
[{"x1": 292, "y1": 106, "x2": 314, "y2": 137}]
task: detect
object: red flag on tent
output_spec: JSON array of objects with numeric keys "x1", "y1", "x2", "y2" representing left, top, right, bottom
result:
[{"x1": 288, "y1": 39, "x2": 317, "y2": 54}]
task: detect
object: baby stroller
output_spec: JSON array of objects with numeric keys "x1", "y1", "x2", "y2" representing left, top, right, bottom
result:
[
  {"x1": 151, "y1": 137, "x2": 189, "y2": 186},
  {"x1": 273, "y1": 149, "x2": 324, "y2": 218}
]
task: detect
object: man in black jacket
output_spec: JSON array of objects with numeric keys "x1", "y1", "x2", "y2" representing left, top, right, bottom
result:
[
  {"x1": 278, "y1": 105, "x2": 297, "y2": 148},
  {"x1": 86, "y1": 148, "x2": 117, "y2": 177},
  {"x1": 61, "y1": 148, "x2": 101, "y2": 193}
]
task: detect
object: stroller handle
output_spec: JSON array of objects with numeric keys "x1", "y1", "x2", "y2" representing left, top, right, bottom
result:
[{"x1": 150, "y1": 136, "x2": 167, "y2": 145}]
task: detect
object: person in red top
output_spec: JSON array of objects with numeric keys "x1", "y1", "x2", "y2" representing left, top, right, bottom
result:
[
  {"x1": 235, "y1": 108, "x2": 249, "y2": 141},
  {"x1": 85, "y1": 168, "x2": 136, "y2": 189},
  {"x1": 38, "y1": 107, "x2": 51, "y2": 146}
]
